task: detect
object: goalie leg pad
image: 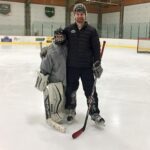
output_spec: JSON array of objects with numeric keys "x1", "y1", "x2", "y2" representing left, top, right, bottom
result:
[
  {"x1": 44, "y1": 93, "x2": 51, "y2": 119},
  {"x1": 43, "y1": 82, "x2": 65, "y2": 123}
]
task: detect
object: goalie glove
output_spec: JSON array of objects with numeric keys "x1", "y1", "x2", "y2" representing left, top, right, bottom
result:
[{"x1": 93, "y1": 60, "x2": 103, "y2": 78}]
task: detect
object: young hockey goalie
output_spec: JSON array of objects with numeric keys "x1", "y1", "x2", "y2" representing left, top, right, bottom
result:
[{"x1": 35, "y1": 28, "x2": 67, "y2": 125}]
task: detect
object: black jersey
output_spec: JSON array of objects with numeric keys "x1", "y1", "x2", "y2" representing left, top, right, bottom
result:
[{"x1": 64, "y1": 22, "x2": 101, "y2": 68}]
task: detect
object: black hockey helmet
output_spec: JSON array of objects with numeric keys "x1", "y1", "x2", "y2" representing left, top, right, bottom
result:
[
  {"x1": 54, "y1": 28, "x2": 66, "y2": 45},
  {"x1": 73, "y1": 3, "x2": 87, "y2": 15}
]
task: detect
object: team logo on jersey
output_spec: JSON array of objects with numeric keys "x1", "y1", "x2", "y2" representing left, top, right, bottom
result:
[{"x1": 71, "y1": 29, "x2": 76, "y2": 34}]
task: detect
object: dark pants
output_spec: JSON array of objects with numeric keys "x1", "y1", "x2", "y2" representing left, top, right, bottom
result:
[{"x1": 65, "y1": 67, "x2": 100, "y2": 115}]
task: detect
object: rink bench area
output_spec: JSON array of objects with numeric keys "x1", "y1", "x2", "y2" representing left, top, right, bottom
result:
[{"x1": 0, "y1": 35, "x2": 138, "y2": 50}]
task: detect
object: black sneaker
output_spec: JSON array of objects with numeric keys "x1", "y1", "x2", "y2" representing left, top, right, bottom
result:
[{"x1": 91, "y1": 113, "x2": 105, "y2": 125}]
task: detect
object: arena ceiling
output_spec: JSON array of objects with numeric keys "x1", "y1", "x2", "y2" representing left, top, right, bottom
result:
[{"x1": 78, "y1": 0, "x2": 122, "y2": 6}]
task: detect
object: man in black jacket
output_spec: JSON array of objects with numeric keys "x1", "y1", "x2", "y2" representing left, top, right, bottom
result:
[{"x1": 64, "y1": 3, "x2": 105, "y2": 124}]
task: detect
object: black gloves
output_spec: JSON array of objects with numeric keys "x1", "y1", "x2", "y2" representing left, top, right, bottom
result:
[{"x1": 93, "y1": 60, "x2": 103, "y2": 78}]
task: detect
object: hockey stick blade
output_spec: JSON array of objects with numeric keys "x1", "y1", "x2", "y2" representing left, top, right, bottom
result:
[
  {"x1": 72, "y1": 109, "x2": 89, "y2": 139},
  {"x1": 72, "y1": 128, "x2": 84, "y2": 139}
]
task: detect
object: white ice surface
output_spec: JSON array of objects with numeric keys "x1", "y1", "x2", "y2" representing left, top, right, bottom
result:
[{"x1": 0, "y1": 44, "x2": 150, "y2": 150}]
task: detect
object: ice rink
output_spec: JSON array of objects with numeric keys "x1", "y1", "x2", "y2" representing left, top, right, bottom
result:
[{"x1": 0, "y1": 44, "x2": 150, "y2": 150}]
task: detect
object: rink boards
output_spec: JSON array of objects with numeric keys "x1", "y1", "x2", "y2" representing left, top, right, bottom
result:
[
  {"x1": 0, "y1": 35, "x2": 145, "y2": 51},
  {"x1": 0, "y1": 35, "x2": 52, "y2": 46}
]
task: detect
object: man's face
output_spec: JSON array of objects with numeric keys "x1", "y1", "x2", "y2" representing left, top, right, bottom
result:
[{"x1": 74, "y1": 12, "x2": 86, "y2": 24}]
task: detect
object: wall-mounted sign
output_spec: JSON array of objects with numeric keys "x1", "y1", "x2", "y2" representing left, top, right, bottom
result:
[
  {"x1": 0, "y1": 3, "x2": 11, "y2": 15},
  {"x1": 35, "y1": 38, "x2": 45, "y2": 42},
  {"x1": 45, "y1": 7, "x2": 55, "y2": 18}
]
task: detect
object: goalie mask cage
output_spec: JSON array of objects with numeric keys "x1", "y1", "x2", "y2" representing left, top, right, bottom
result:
[{"x1": 137, "y1": 38, "x2": 150, "y2": 53}]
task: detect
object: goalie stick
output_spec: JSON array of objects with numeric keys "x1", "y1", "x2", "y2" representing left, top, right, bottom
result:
[
  {"x1": 46, "y1": 118, "x2": 66, "y2": 133},
  {"x1": 40, "y1": 42, "x2": 42, "y2": 50},
  {"x1": 72, "y1": 40, "x2": 106, "y2": 139},
  {"x1": 40, "y1": 42, "x2": 44, "y2": 59}
]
